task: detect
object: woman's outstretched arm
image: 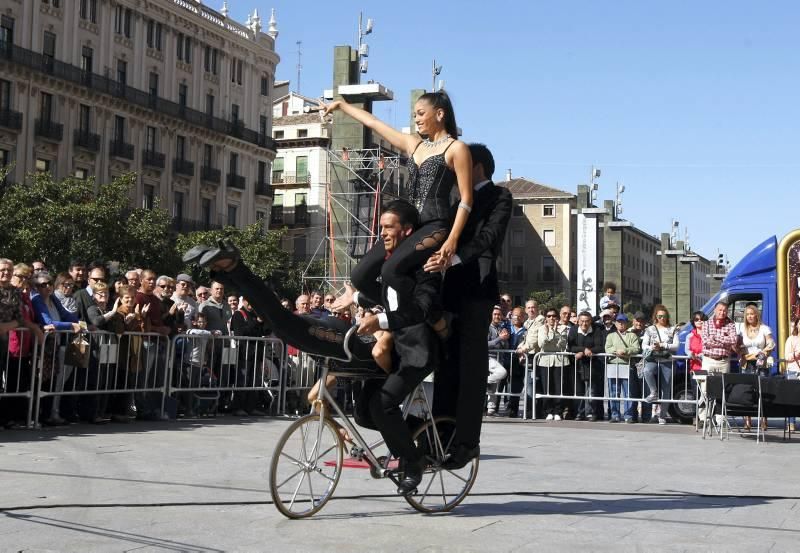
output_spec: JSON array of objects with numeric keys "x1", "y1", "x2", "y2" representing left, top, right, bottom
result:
[
  {"x1": 437, "y1": 141, "x2": 473, "y2": 259},
  {"x1": 323, "y1": 100, "x2": 420, "y2": 156}
]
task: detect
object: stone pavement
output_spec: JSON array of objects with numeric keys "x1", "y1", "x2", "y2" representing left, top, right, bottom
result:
[{"x1": 1, "y1": 417, "x2": 799, "y2": 552}]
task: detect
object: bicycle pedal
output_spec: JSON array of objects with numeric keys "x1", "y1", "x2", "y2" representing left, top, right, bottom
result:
[{"x1": 349, "y1": 447, "x2": 364, "y2": 460}]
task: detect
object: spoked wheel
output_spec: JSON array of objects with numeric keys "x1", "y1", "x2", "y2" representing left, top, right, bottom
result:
[
  {"x1": 404, "y1": 416, "x2": 479, "y2": 513},
  {"x1": 269, "y1": 414, "x2": 343, "y2": 519}
]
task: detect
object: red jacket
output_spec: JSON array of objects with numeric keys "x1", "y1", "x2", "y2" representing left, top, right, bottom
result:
[{"x1": 687, "y1": 328, "x2": 703, "y2": 372}]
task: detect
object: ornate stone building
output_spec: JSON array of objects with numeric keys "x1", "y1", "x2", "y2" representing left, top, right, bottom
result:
[{"x1": 0, "y1": 0, "x2": 279, "y2": 230}]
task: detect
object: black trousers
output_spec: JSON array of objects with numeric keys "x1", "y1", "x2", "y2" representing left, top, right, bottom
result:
[
  {"x1": 433, "y1": 298, "x2": 493, "y2": 449},
  {"x1": 351, "y1": 220, "x2": 446, "y2": 320},
  {"x1": 213, "y1": 264, "x2": 371, "y2": 360}
]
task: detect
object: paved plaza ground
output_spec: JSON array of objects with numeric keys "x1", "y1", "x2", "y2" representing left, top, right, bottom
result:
[{"x1": 1, "y1": 417, "x2": 799, "y2": 552}]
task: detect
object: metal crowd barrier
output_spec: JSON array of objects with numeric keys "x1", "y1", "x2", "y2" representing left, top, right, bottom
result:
[
  {"x1": 0, "y1": 327, "x2": 38, "y2": 427},
  {"x1": 281, "y1": 352, "x2": 321, "y2": 416},
  {"x1": 35, "y1": 330, "x2": 170, "y2": 425},
  {"x1": 168, "y1": 334, "x2": 285, "y2": 415},
  {"x1": 523, "y1": 351, "x2": 698, "y2": 422},
  {"x1": 486, "y1": 349, "x2": 531, "y2": 416}
]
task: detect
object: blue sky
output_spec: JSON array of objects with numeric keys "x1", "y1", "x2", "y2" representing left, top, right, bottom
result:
[{"x1": 232, "y1": 1, "x2": 798, "y2": 265}]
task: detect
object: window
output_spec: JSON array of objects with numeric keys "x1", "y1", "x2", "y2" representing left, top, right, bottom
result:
[
  {"x1": 39, "y1": 92, "x2": 53, "y2": 122},
  {"x1": 176, "y1": 34, "x2": 191, "y2": 63},
  {"x1": 115, "y1": 7, "x2": 131, "y2": 37},
  {"x1": 0, "y1": 149, "x2": 8, "y2": 168},
  {"x1": 511, "y1": 257, "x2": 524, "y2": 281},
  {"x1": 542, "y1": 256, "x2": 555, "y2": 282},
  {"x1": 178, "y1": 84, "x2": 187, "y2": 109},
  {"x1": 114, "y1": 115, "x2": 125, "y2": 142},
  {"x1": 512, "y1": 204, "x2": 524, "y2": 217},
  {"x1": 543, "y1": 229, "x2": 555, "y2": 247},
  {"x1": 259, "y1": 115, "x2": 267, "y2": 138},
  {"x1": 173, "y1": 191, "x2": 184, "y2": 220},
  {"x1": 231, "y1": 58, "x2": 243, "y2": 84},
  {"x1": 124, "y1": 9, "x2": 133, "y2": 38},
  {"x1": 176, "y1": 135, "x2": 186, "y2": 160},
  {"x1": 206, "y1": 93, "x2": 214, "y2": 117},
  {"x1": 296, "y1": 156, "x2": 308, "y2": 181},
  {"x1": 543, "y1": 204, "x2": 555, "y2": 217},
  {"x1": 272, "y1": 158, "x2": 284, "y2": 182},
  {"x1": 0, "y1": 16, "x2": 14, "y2": 55},
  {"x1": 237, "y1": 60, "x2": 243, "y2": 85},
  {"x1": 297, "y1": 129, "x2": 308, "y2": 138},
  {"x1": 42, "y1": 32, "x2": 55, "y2": 73},
  {"x1": 146, "y1": 20, "x2": 161, "y2": 50},
  {"x1": 273, "y1": 130, "x2": 284, "y2": 139},
  {"x1": 271, "y1": 193, "x2": 284, "y2": 224},
  {"x1": 0, "y1": 79, "x2": 11, "y2": 110},
  {"x1": 80, "y1": 0, "x2": 97, "y2": 22},
  {"x1": 260, "y1": 76, "x2": 268, "y2": 96},
  {"x1": 117, "y1": 60, "x2": 127, "y2": 85},
  {"x1": 203, "y1": 144, "x2": 214, "y2": 168},
  {"x1": 74, "y1": 168, "x2": 88, "y2": 180},
  {"x1": 201, "y1": 198, "x2": 212, "y2": 227},
  {"x1": 79, "y1": 104, "x2": 90, "y2": 132},
  {"x1": 145, "y1": 126, "x2": 157, "y2": 152},
  {"x1": 229, "y1": 152, "x2": 239, "y2": 175},
  {"x1": 511, "y1": 229, "x2": 524, "y2": 248},
  {"x1": 231, "y1": 103, "x2": 239, "y2": 123},
  {"x1": 256, "y1": 210, "x2": 266, "y2": 222},
  {"x1": 35, "y1": 158, "x2": 50, "y2": 173},
  {"x1": 143, "y1": 184, "x2": 154, "y2": 210},
  {"x1": 258, "y1": 161, "x2": 267, "y2": 184},
  {"x1": 227, "y1": 205, "x2": 237, "y2": 226},
  {"x1": 148, "y1": 72, "x2": 159, "y2": 97},
  {"x1": 81, "y1": 46, "x2": 93, "y2": 74},
  {"x1": 295, "y1": 192, "x2": 308, "y2": 225},
  {"x1": 203, "y1": 46, "x2": 218, "y2": 73}
]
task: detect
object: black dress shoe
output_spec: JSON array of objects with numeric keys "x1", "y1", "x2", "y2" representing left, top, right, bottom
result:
[
  {"x1": 442, "y1": 444, "x2": 480, "y2": 470},
  {"x1": 182, "y1": 244, "x2": 213, "y2": 264},
  {"x1": 198, "y1": 240, "x2": 241, "y2": 270},
  {"x1": 397, "y1": 456, "x2": 424, "y2": 496}
]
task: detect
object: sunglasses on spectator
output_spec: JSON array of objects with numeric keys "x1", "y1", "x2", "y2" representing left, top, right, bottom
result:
[
  {"x1": 656, "y1": 314, "x2": 668, "y2": 319},
  {"x1": 546, "y1": 314, "x2": 558, "y2": 318},
  {"x1": 36, "y1": 281, "x2": 53, "y2": 287},
  {"x1": 13, "y1": 273, "x2": 29, "y2": 279},
  {"x1": 158, "y1": 283, "x2": 175, "y2": 288}
]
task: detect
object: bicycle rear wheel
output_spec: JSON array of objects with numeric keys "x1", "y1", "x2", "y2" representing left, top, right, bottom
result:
[
  {"x1": 269, "y1": 414, "x2": 343, "y2": 519},
  {"x1": 404, "y1": 416, "x2": 479, "y2": 513}
]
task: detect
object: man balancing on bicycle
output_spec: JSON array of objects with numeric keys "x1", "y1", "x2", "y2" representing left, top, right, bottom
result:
[{"x1": 183, "y1": 200, "x2": 441, "y2": 496}]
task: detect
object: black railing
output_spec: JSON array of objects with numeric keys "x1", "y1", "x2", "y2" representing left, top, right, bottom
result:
[
  {"x1": 227, "y1": 173, "x2": 246, "y2": 189},
  {"x1": 34, "y1": 119, "x2": 64, "y2": 141},
  {"x1": 201, "y1": 166, "x2": 220, "y2": 184},
  {"x1": 173, "y1": 158, "x2": 194, "y2": 176},
  {"x1": 142, "y1": 149, "x2": 166, "y2": 169},
  {"x1": 170, "y1": 217, "x2": 224, "y2": 233},
  {"x1": 73, "y1": 129, "x2": 100, "y2": 151},
  {"x1": 0, "y1": 43, "x2": 277, "y2": 151},
  {"x1": 295, "y1": 206, "x2": 309, "y2": 226},
  {"x1": 0, "y1": 108, "x2": 22, "y2": 130},
  {"x1": 255, "y1": 181, "x2": 273, "y2": 197},
  {"x1": 109, "y1": 140, "x2": 134, "y2": 160}
]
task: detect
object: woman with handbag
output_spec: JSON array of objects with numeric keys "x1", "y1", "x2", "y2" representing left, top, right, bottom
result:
[
  {"x1": 641, "y1": 305, "x2": 679, "y2": 425},
  {"x1": 737, "y1": 303, "x2": 775, "y2": 431},
  {"x1": 537, "y1": 308, "x2": 570, "y2": 421}
]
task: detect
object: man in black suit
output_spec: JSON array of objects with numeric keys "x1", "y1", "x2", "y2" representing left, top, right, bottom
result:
[{"x1": 425, "y1": 143, "x2": 512, "y2": 469}]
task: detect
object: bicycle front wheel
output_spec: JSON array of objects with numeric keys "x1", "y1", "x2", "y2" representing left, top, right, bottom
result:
[{"x1": 269, "y1": 414, "x2": 343, "y2": 519}]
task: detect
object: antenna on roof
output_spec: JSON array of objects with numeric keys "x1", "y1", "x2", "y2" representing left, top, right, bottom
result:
[{"x1": 296, "y1": 41, "x2": 302, "y2": 94}]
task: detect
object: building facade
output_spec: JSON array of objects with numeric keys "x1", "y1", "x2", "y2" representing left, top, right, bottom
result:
[
  {"x1": 270, "y1": 84, "x2": 330, "y2": 262},
  {"x1": 497, "y1": 178, "x2": 576, "y2": 306},
  {"x1": 0, "y1": 0, "x2": 278, "y2": 230}
]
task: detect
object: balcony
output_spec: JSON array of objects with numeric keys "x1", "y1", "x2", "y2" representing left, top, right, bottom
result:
[
  {"x1": 142, "y1": 149, "x2": 166, "y2": 169},
  {"x1": 201, "y1": 165, "x2": 220, "y2": 184},
  {"x1": 255, "y1": 181, "x2": 273, "y2": 197},
  {"x1": 0, "y1": 108, "x2": 22, "y2": 131},
  {"x1": 34, "y1": 119, "x2": 64, "y2": 142},
  {"x1": 170, "y1": 216, "x2": 224, "y2": 233},
  {"x1": 0, "y1": 42, "x2": 278, "y2": 151},
  {"x1": 109, "y1": 140, "x2": 134, "y2": 160},
  {"x1": 173, "y1": 158, "x2": 194, "y2": 176},
  {"x1": 227, "y1": 173, "x2": 246, "y2": 190},
  {"x1": 272, "y1": 171, "x2": 310, "y2": 185},
  {"x1": 73, "y1": 129, "x2": 101, "y2": 152}
]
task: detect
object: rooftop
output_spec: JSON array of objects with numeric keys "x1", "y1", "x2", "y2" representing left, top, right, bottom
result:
[{"x1": 497, "y1": 178, "x2": 574, "y2": 199}]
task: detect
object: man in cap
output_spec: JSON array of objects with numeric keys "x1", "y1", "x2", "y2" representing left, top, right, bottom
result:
[
  {"x1": 604, "y1": 313, "x2": 641, "y2": 423},
  {"x1": 172, "y1": 273, "x2": 197, "y2": 328}
]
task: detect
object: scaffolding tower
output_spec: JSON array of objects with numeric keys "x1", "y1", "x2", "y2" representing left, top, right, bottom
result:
[{"x1": 300, "y1": 146, "x2": 404, "y2": 293}]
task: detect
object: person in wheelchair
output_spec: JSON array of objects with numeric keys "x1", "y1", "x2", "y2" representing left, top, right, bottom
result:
[{"x1": 184, "y1": 200, "x2": 442, "y2": 496}]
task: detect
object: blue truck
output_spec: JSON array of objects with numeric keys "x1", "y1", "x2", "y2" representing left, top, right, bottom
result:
[{"x1": 668, "y1": 229, "x2": 800, "y2": 423}]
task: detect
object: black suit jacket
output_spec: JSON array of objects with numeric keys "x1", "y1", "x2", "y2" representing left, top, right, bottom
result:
[
  {"x1": 356, "y1": 264, "x2": 440, "y2": 370},
  {"x1": 443, "y1": 182, "x2": 512, "y2": 307}
]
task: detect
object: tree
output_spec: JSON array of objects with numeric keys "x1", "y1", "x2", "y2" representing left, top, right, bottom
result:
[
  {"x1": 527, "y1": 290, "x2": 571, "y2": 312},
  {"x1": 0, "y1": 171, "x2": 176, "y2": 272},
  {"x1": 175, "y1": 224, "x2": 306, "y2": 299}
]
